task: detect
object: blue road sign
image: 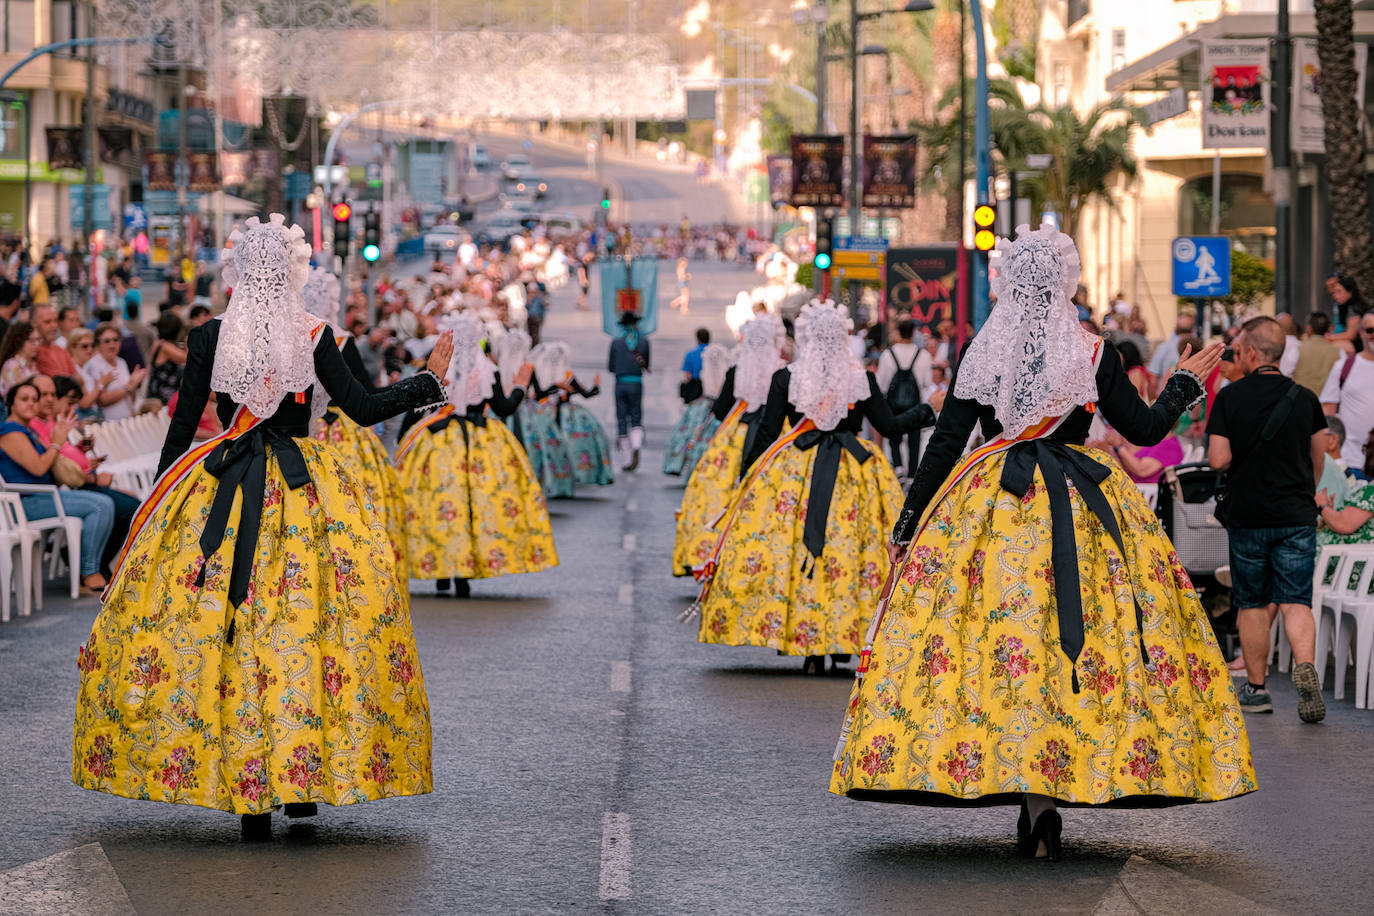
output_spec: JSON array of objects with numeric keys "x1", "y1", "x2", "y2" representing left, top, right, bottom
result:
[
  {"x1": 835, "y1": 236, "x2": 889, "y2": 252},
  {"x1": 123, "y1": 203, "x2": 148, "y2": 231},
  {"x1": 1171, "y1": 236, "x2": 1231, "y2": 298}
]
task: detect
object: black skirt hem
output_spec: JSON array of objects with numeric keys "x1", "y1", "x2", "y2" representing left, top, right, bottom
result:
[{"x1": 841, "y1": 787, "x2": 1256, "y2": 809}]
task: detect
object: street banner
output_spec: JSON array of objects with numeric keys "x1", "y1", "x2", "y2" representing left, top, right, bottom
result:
[
  {"x1": 220, "y1": 151, "x2": 251, "y2": 186},
  {"x1": 789, "y1": 135, "x2": 844, "y2": 207},
  {"x1": 45, "y1": 127, "x2": 83, "y2": 171},
  {"x1": 187, "y1": 152, "x2": 219, "y2": 193},
  {"x1": 1200, "y1": 40, "x2": 1270, "y2": 149},
  {"x1": 1293, "y1": 38, "x2": 1369, "y2": 154},
  {"x1": 766, "y1": 155, "x2": 792, "y2": 208},
  {"x1": 97, "y1": 127, "x2": 133, "y2": 162},
  {"x1": 144, "y1": 151, "x2": 176, "y2": 191},
  {"x1": 599, "y1": 256, "x2": 659, "y2": 337},
  {"x1": 861, "y1": 135, "x2": 917, "y2": 209},
  {"x1": 886, "y1": 245, "x2": 959, "y2": 328}
]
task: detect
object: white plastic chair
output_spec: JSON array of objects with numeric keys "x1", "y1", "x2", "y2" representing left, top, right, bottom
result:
[
  {"x1": 0, "y1": 480, "x2": 83, "y2": 600},
  {"x1": 1331, "y1": 547, "x2": 1374, "y2": 708},
  {"x1": 1311, "y1": 545, "x2": 1351, "y2": 688},
  {"x1": 1135, "y1": 482, "x2": 1159, "y2": 511},
  {"x1": 0, "y1": 493, "x2": 40, "y2": 621}
]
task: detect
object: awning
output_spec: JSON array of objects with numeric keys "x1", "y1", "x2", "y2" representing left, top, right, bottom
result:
[{"x1": 1106, "y1": 12, "x2": 1374, "y2": 94}]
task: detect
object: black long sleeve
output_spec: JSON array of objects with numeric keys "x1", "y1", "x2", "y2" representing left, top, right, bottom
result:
[
  {"x1": 341, "y1": 337, "x2": 378, "y2": 394},
  {"x1": 157, "y1": 322, "x2": 214, "y2": 476},
  {"x1": 711, "y1": 367, "x2": 737, "y2": 421},
  {"x1": 891, "y1": 390, "x2": 982, "y2": 544},
  {"x1": 1095, "y1": 340, "x2": 1201, "y2": 446},
  {"x1": 484, "y1": 371, "x2": 525, "y2": 418},
  {"x1": 741, "y1": 368, "x2": 792, "y2": 471},
  {"x1": 860, "y1": 372, "x2": 936, "y2": 437},
  {"x1": 315, "y1": 334, "x2": 445, "y2": 427},
  {"x1": 570, "y1": 376, "x2": 600, "y2": 399},
  {"x1": 530, "y1": 371, "x2": 560, "y2": 401}
]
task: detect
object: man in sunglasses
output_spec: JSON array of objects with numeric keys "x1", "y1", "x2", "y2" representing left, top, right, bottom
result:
[{"x1": 1321, "y1": 312, "x2": 1374, "y2": 468}]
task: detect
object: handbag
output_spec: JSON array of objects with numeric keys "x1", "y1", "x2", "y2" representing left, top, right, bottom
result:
[{"x1": 51, "y1": 452, "x2": 88, "y2": 489}]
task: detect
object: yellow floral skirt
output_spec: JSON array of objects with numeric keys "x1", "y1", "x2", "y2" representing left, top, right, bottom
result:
[
  {"x1": 697, "y1": 436, "x2": 903, "y2": 656},
  {"x1": 397, "y1": 418, "x2": 559, "y2": 580},
  {"x1": 830, "y1": 447, "x2": 1257, "y2": 808},
  {"x1": 73, "y1": 439, "x2": 432, "y2": 815},
  {"x1": 672, "y1": 411, "x2": 748, "y2": 577},
  {"x1": 315, "y1": 412, "x2": 407, "y2": 581}
]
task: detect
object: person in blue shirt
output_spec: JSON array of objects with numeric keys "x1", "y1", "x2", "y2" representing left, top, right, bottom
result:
[
  {"x1": 608, "y1": 311, "x2": 651, "y2": 470},
  {"x1": 680, "y1": 328, "x2": 709, "y2": 403}
]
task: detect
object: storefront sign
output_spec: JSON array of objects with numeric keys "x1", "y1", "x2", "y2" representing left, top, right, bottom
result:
[
  {"x1": 861, "y1": 136, "x2": 917, "y2": 209},
  {"x1": 789, "y1": 134, "x2": 844, "y2": 208},
  {"x1": 1200, "y1": 40, "x2": 1270, "y2": 149},
  {"x1": 886, "y1": 246, "x2": 960, "y2": 328},
  {"x1": 1293, "y1": 38, "x2": 1369, "y2": 154},
  {"x1": 1143, "y1": 87, "x2": 1189, "y2": 127}
]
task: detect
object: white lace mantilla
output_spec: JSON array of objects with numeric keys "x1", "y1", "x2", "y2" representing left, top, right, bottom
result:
[
  {"x1": 211, "y1": 214, "x2": 319, "y2": 420},
  {"x1": 497, "y1": 328, "x2": 532, "y2": 392},
  {"x1": 733, "y1": 313, "x2": 786, "y2": 409},
  {"x1": 441, "y1": 311, "x2": 496, "y2": 412},
  {"x1": 953, "y1": 224, "x2": 1099, "y2": 438},
  {"x1": 699, "y1": 343, "x2": 733, "y2": 400},
  {"x1": 788, "y1": 299, "x2": 869, "y2": 431},
  {"x1": 300, "y1": 266, "x2": 342, "y2": 329},
  {"x1": 530, "y1": 341, "x2": 572, "y2": 388}
]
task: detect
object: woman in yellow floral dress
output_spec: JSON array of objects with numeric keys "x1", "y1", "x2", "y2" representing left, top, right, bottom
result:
[
  {"x1": 396, "y1": 312, "x2": 557, "y2": 599},
  {"x1": 693, "y1": 301, "x2": 934, "y2": 673},
  {"x1": 72, "y1": 215, "x2": 453, "y2": 837},
  {"x1": 830, "y1": 225, "x2": 1255, "y2": 860},
  {"x1": 672, "y1": 313, "x2": 786, "y2": 576},
  {"x1": 300, "y1": 266, "x2": 408, "y2": 581}
]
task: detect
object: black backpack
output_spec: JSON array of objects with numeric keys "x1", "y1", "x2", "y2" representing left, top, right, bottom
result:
[{"x1": 884, "y1": 347, "x2": 921, "y2": 411}]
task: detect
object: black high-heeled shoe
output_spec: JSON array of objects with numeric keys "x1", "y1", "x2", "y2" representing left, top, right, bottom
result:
[
  {"x1": 1016, "y1": 810, "x2": 1062, "y2": 861},
  {"x1": 283, "y1": 802, "x2": 317, "y2": 819},
  {"x1": 241, "y1": 812, "x2": 272, "y2": 840},
  {"x1": 801, "y1": 655, "x2": 825, "y2": 675},
  {"x1": 1016, "y1": 799, "x2": 1030, "y2": 838},
  {"x1": 453, "y1": 578, "x2": 471, "y2": 599}
]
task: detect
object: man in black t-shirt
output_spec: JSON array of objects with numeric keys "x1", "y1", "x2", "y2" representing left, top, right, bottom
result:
[{"x1": 1207, "y1": 316, "x2": 1328, "y2": 724}]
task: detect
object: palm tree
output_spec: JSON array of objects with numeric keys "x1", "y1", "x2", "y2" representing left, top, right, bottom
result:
[{"x1": 1314, "y1": 0, "x2": 1374, "y2": 300}]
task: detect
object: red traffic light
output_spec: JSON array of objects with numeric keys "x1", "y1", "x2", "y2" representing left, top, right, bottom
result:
[{"x1": 331, "y1": 202, "x2": 352, "y2": 221}]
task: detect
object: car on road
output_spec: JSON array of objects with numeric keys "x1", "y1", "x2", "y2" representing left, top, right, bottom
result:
[
  {"x1": 512, "y1": 174, "x2": 548, "y2": 199},
  {"x1": 539, "y1": 212, "x2": 587, "y2": 239},
  {"x1": 501, "y1": 154, "x2": 532, "y2": 181},
  {"x1": 423, "y1": 223, "x2": 465, "y2": 254},
  {"x1": 471, "y1": 145, "x2": 490, "y2": 171},
  {"x1": 477, "y1": 213, "x2": 528, "y2": 248}
]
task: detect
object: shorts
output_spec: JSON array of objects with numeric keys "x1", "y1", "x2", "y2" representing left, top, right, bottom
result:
[{"x1": 1227, "y1": 525, "x2": 1317, "y2": 609}]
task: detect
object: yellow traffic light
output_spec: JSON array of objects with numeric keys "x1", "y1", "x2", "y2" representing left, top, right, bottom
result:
[
  {"x1": 972, "y1": 203, "x2": 996, "y2": 252},
  {"x1": 974, "y1": 229, "x2": 996, "y2": 251}
]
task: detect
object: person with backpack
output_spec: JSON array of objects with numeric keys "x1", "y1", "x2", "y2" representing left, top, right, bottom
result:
[
  {"x1": 1320, "y1": 311, "x2": 1374, "y2": 468},
  {"x1": 875, "y1": 317, "x2": 932, "y2": 474}
]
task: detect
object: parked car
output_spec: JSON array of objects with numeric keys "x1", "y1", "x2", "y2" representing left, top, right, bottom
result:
[
  {"x1": 478, "y1": 213, "x2": 526, "y2": 247},
  {"x1": 423, "y1": 224, "x2": 464, "y2": 254},
  {"x1": 512, "y1": 174, "x2": 548, "y2": 199},
  {"x1": 501, "y1": 154, "x2": 531, "y2": 181}
]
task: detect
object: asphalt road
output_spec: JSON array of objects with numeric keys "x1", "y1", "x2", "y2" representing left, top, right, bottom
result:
[{"x1": 3, "y1": 219, "x2": 1374, "y2": 913}]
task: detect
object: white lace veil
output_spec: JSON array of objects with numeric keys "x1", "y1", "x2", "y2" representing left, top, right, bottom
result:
[
  {"x1": 699, "y1": 343, "x2": 733, "y2": 400},
  {"x1": 530, "y1": 341, "x2": 572, "y2": 387},
  {"x1": 953, "y1": 224, "x2": 1099, "y2": 438},
  {"x1": 211, "y1": 214, "x2": 317, "y2": 420},
  {"x1": 497, "y1": 327, "x2": 531, "y2": 392},
  {"x1": 301, "y1": 266, "x2": 343, "y2": 330},
  {"x1": 441, "y1": 311, "x2": 496, "y2": 412},
  {"x1": 733, "y1": 313, "x2": 786, "y2": 409},
  {"x1": 788, "y1": 299, "x2": 870, "y2": 431}
]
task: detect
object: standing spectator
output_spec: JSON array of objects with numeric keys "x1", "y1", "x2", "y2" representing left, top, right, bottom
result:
[
  {"x1": 609, "y1": 312, "x2": 650, "y2": 470},
  {"x1": 353, "y1": 321, "x2": 392, "y2": 385},
  {"x1": 163, "y1": 261, "x2": 188, "y2": 312},
  {"x1": 1148, "y1": 311, "x2": 1197, "y2": 393},
  {"x1": 525, "y1": 280, "x2": 548, "y2": 346},
  {"x1": 0, "y1": 288, "x2": 20, "y2": 339},
  {"x1": 1116, "y1": 340, "x2": 1152, "y2": 401},
  {"x1": 81, "y1": 323, "x2": 146, "y2": 421},
  {"x1": 55, "y1": 306, "x2": 81, "y2": 349},
  {"x1": 0, "y1": 320, "x2": 41, "y2": 396},
  {"x1": 27, "y1": 257, "x2": 50, "y2": 305},
  {"x1": 875, "y1": 318, "x2": 932, "y2": 474},
  {"x1": 1326, "y1": 273, "x2": 1369, "y2": 345},
  {"x1": 1275, "y1": 313, "x2": 1301, "y2": 376},
  {"x1": 679, "y1": 327, "x2": 709, "y2": 402},
  {"x1": 1294, "y1": 311, "x2": 1343, "y2": 396},
  {"x1": 1207, "y1": 316, "x2": 1328, "y2": 723},
  {"x1": 187, "y1": 304, "x2": 212, "y2": 328},
  {"x1": 669, "y1": 257, "x2": 691, "y2": 313},
  {"x1": 191, "y1": 260, "x2": 214, "y2": 307},
  {"x1": 146, "y1": 312, "x2": 186, "y2": 406},
  {"x1": 1321, "y1": 311, "x2": 1374, "y2": 468},
  {"x1": 32, "y1": 305, "x2": 78, "y2": 378}
]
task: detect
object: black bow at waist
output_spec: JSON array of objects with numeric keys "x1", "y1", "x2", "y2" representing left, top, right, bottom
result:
[
  {"x1": 430, "y1": 409, "x2": 486, "y2": 445},
  {"x1": 794, "y1": 427, "x2": 871, "y2": 564},
  {"x1": 737, "y1": 408, "x2": 765, "y2": 483},
  {"x1": 198, "y1": 425, "x2": 313, "y2": 629},
  {"x1": 998, "y1": 439, "x2": 1148, "y2": 693}
]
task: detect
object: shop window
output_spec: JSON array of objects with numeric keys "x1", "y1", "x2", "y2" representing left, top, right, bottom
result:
[{"x1": 1179, "y1": 173, "x2": 1275, "y2": 261}]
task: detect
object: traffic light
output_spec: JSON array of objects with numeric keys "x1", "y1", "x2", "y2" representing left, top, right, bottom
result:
[
  {"x1": 600, "y1": 187, "x2": 611, "y2": 211},
  {"x1": 814, "y1": 217, "x2": 834, "y2": 271},
  {"x1": 332, "y1": 201, "x2": 352, "y2": 258},
  {"x1": 973, "y1": 203, "x2": 997, "y2": 252},
  {"x1": 362, "y1": 211, "x2": 381, "y2": 263}
]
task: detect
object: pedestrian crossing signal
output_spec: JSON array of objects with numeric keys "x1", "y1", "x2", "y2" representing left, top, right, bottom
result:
[{"x1": 973, "y1": 204, "x2": 996, "y2": 252}]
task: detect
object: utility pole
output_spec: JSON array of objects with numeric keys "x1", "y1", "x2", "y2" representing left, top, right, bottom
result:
[
  {"x1": 1273, "y1": 0, "x2": 1292, "y2": 316},
  {"x1": 970, "y1": 0, "x2": 991, "y2": 328},
  {"x1": 815, "y1": 18, "x2": 826, "y2": 132},
  {"x1": 176, "y1": 62, "x2": 188, "y2": 269},
  {"x1": 82, "y1": 0, "x2": 96, "y2": 274},
  {"x1": 846, "y1": 0, "x2": 862, "y2": 314}
]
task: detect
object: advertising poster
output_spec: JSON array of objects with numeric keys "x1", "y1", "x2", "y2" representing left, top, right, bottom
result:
[
  {"x1": 766, "y1": 155, "x2": 792, "y2": 208},
  {"x1": 45, "y1": 127, "x2": 84, "y2": 171},
  {"x1": 144, "y1": 151, "x2": 176, "y2": 191},
  {"x1": 186, "y1": 152, "x2": 219, "y2": 193},
  {"x1": 861, "y1": 136, "x2": 917, "y2": 209},
  {"x1": 886, "y1": 245, "x2": 959, "y2": 328},
  {"x1": 1201, "y1": 40, "x2": 1270, "y2": 149},
  {"x1": 220, "y1": 151, "x2": 251, "y2": 186},
  {"x1": 789, "y1": 135, "x2": 844, "y2": 207},
  {"x1": 1293, "y1": 38, "x2": 1369, "y2": 154}
]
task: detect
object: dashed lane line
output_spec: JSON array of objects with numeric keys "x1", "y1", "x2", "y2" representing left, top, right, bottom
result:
[
  {"x1": 610, "y1": 661, "x2": 632, "y2": 693},
  {"x1": 598, "y1": 813, "x2": 631, "y2": 900}
]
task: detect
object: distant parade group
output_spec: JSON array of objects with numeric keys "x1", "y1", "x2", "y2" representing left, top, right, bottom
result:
[{"x1": 69, "y1": 215, "x2": 1253, "y2": 859}]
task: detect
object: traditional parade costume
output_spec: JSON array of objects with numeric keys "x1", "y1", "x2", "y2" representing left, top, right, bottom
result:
[
  {"x1": 829, "y1": 226, "x2": 1256, "y2": 858},
  {"x1": 671, "y1": 314, "x2": 785, "y2": 576},
  {"x1": 531, "y1": 341, "x2": 614, "y2": 488},
  {"x1": 396, "y1": 313, "x2": 558, "y2": 593},
  {"x1": 72, "y1": 216, "x2": 449, "y2": 834},
  {"x1": 301, "y1": 267, "x2": 409, "y2": 580},
  {"x1": 693, "y1": 301, "x2": 934, "y2": 672},
  {"x1": 663, "y1": 343, "x2": 733, "y2": 478},
  {"x1": 516, "y1": 359, "x2": 578, "y2": 499},
  {"x1": 498, "y1": 329, "x2": 534, "y2": 448}
]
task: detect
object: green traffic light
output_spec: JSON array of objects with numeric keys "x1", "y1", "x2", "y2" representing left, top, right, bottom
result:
[
  {"x1": 814, "y1": 253, "x2": 832, "y2": 270},
  {"x1": 362, "y1": 244, "x2": 381, "y2": 262},
  {"x1": 600, "y1": 199, "x2": 611, "y2": 210}
]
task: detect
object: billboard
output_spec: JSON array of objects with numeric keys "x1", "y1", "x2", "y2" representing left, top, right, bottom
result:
[
  {"x1": 1201, "y1": 40, "x2": 1270, "y2": 149},
  {"x1": 861, "y1": 135, "x2": 917, "y2": 209},
  {"x1": 789, "y1": 135, "x2": 844, "y2": 208},
  {"x1": 766, "y1": 155, "x2": 792, "y2": 208},
  {"x1": 886, "y1": 245, "x2": 960, "y2": 328}
]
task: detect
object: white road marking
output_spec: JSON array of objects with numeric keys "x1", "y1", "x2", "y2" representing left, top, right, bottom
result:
[
  {"x1": 626, "y1": 498, "x2": 638, "y2": 512},
  {"x1": 1093, "y1": 856, "x2": 1283, "y2": 916},
  {"x1": 0, "y1": 843, "x2": 136, "y2": 915},
  {"x1": 598, "y1": 813, "x2": 631, "y2": 900},
  {"x1": 622, "y1": 533, "x2": 636, "y2": 552},
  {"x1": 618, "y1": 583, "x2": 633, "y2": 605},
  {"x1": 610, "y1": 661, "x2": 632, "y2": 692}
]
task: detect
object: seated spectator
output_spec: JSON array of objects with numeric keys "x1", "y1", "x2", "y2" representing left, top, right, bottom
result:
[
  {"x1": 28, "y1": 374, "x2": 140, "y2": 577},
  {"x1": 1317, "y1": 430, "x2": 1374, "y2": 546},
  {"x1": 1116, "y1": 339, "x2": 1152, "y2": 401},
  {"x1": 80, "y1": 323, "x2": 146, "y2": 421},
  {"x1": 146, "y1": 312, "x2": 186, "y2": 405},
  {"x1": 0, "y1": 380, "x2": 115, "y2": 592},
  {"x1": 0, "y1": 320, "x2": 41, "y2": 396},
  {"x1": 32, "y1": 305, "x2": 78, "y2": 378}
]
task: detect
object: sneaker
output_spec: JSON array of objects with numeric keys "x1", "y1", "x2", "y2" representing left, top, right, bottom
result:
[
  {"x1": 1291, "y1": 662, "x2": 1326, "y2": 724},
  {"x1": 1237, "y1": 683, "x2": 1273, "y2": 714}
]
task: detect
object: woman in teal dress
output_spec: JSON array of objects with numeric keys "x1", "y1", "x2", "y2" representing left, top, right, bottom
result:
[
  {"x1": 532, "y1": 341, "x2": 615, "y2": 488},
  {"x1": 664, "y1": 343, "x2": 733, "y2": 478}
]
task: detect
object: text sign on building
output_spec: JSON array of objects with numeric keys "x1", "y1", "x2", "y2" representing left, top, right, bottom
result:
[
  {"x1": 1171, "y1": 236, "x2": 1231, "y2": 298},
  {"x1": 1143, "y1": 87, "x2": 1189, "y2": 127},
  {"x1": 1200, "y1": 40, "x2": 1270, "y2": 149}
]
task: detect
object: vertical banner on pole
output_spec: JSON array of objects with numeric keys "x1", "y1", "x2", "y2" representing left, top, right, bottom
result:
[
  {"x1": 1200, "y1": 40, "x2": 1272, "y2": 149},
  {"x1": 789, "y1": 135, "x2": 845, "y2": 208},
  {"x1": 1292, "y1": 38, "x2": 1368, "y2": 154}
]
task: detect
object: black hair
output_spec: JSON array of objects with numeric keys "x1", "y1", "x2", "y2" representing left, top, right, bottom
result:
[
  {"x1": 4, "y1": 378, "x2": 36, "y2": 410},
  {"x1": 188, "y1": 304, "x2": 212, "y2": 322},
  {"x1": 1117, "y1": 340, "x2": 1145, "y2": 370},
  {"x1": 155, "y1": 311, "x2": 183, "y2": 342},
  {"x1": 896, "y1": 318, "x2": 916, "y2": 340},
  {"x1": 695, "y1": 328, "x2": 710, "y2": 344},
  {"x1": 53, "y1": 375, "x2": 83, "y2": 400},
  {"x1": 1309, "y1": 311, "x2": 1332, "y2": 335}
]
